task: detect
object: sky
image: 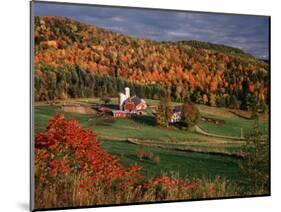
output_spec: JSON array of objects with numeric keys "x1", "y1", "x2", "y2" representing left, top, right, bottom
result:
[{"x1": 34, "y1": 2, "x2": 269, "y2": 60}]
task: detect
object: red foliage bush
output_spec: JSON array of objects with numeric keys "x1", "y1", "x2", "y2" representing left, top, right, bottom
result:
[{"x1": 35, "y1": 114, "x2": 142, "y2": 192}]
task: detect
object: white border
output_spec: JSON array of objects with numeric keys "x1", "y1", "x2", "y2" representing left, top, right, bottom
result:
[{"x1": 0, "y1": 0, "x2": 280, "y2": 211}]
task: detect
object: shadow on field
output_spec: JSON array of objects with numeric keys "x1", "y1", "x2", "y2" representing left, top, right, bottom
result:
[
  {"x1": 130, "y1": 115, "x2": 156, "y2": 126},
  {"x1": 100, "y1": 104, "x2": 119, "y2": 110}
]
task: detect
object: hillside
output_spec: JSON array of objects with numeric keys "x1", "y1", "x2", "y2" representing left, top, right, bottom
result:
[{"x1": 34, "y1": 16, "x2": 269, "y2": 111}]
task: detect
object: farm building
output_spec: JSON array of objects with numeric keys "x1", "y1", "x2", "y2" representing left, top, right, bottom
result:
[
  {"x1": 170, "y1": 105, "x2": 182, "y2": 123},
  {"x1": 111, "y1": 109, "x2": 146, "y2": 118},
  {"x1": 123, "y1": 99, "x2": 135, "y2": 111},
  {"x1": 108, "y1": 87, "x2": 148, "y2": 118},
  {"x1": 95, "y1": 87, "x2": 147, "y2": 118},
  {"x1": 118, "y1": 87, "x2": 147, "y2": 111},
  {"x1": 123, "y1": 96, "x2": 147, "y2": 111},
  {"x1": 112, "y1": 110, "x2": 131, "y2": 118}
]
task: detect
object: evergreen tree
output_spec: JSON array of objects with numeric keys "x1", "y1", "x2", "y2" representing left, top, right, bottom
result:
[
  {"x1": 239, "y1": 119, "x2": 269, "y2": 193},
  {"x1": 229, "y1": 94, "x2": 238, "y2": 109},
  {"x1": 247, "y1": 94, "x2": 258, "y2": 119},
  {"x1": 241, "y1": 78, "x2": 249, "y2": 110}
]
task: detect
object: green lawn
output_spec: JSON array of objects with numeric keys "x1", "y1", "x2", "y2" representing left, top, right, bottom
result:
[
  {"x1": 196, "y1": 104, "x2": 268, "y2": 137},
  {"x1": 198, "y1": 116, "x2": 268, "y2": 138},
  {"x1": 100, "y1": 140, "x2": 242, "y2": 180},
  {"x1": 34, "y1": 100, "x2": 268, "y2": 156},
  {"x1": 34, "y1": 105, "x2": 243, "y2": 149},
  {"x1": 35, "y1": 98, "x2": 268, "y2": 139}
]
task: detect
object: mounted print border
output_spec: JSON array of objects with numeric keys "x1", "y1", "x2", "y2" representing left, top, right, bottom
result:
[{"x1": 30, "y1": 0, "x2": 271, "y2": 211}]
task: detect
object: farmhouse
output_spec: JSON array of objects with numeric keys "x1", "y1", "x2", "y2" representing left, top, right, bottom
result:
[{"x1": 170, "y1": 105, "x2": 182, "y2": 123}]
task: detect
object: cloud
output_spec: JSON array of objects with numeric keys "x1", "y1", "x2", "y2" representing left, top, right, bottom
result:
[
  {"x1": 110, "y1": 16, "x2": 125, "y2": 22},
  {"x1": 33, "y1": 2, "x2": 269, "y2": 59},
  {"x1": 166, "y1": 31, "x2": 193, "y2": 37}
]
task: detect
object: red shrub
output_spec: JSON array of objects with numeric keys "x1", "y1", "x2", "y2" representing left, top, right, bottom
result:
[{"x1": 35, "y1": 114, "x2": 142, "y2": 192}]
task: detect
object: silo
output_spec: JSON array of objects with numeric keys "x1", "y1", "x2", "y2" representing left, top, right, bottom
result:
[
  {"x1": 119, "y1": 93, "x2": 127, "y2": 110},
  {"x1": 125, "y1": 87, "x2": 130, "y2": 99}
]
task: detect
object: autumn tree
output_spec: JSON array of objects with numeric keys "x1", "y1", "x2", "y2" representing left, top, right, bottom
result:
[
  {"x1": 180, "y1": 102, "x2": 200, "y2": 128},
  {"x1": 209, "y1": 93, "x2": 216, "y2": 107},
  {"x1": 155, "y1": 97, "x2": 173, "y2": 127}
]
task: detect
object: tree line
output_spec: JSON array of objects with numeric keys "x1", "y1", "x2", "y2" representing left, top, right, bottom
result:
[
  {"x1": 34, "y1": 63, "x2": 267, "y2": 113},
  {"x1": 34, "y1": 64, "x2": 167, "y2": 101}
]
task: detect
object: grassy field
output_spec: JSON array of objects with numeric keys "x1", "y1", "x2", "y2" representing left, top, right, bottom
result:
[
  {"x1": 51, "y1": 97, "x2": 269, "y2": 137},
  {"x1": 34, "y1": 98, "x2": 269, "y2": 181},
  {"x1": 100, "y1": 140, "x2": 241, "y2": 180},
  {"x1": 197, "y1": 104, "x2": 268, "y2": 137}
]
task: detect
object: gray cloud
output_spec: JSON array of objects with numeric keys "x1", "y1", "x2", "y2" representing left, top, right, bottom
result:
[{"x1": 34, "y1": 2, "x2": 269, "y2": 59}]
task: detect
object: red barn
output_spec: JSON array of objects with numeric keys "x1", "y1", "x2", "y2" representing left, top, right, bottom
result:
[
  {"x1": 123, "y1": 99, "x2": 136, "y2": 111},
  {"x1": 123, "y1": 96, "x2": 146, "y2": 111}
]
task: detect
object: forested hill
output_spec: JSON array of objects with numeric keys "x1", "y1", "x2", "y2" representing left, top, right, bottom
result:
[
  {"x1": 175, "y1": 40, "x2": 254, "y2": 59},
  {"x1": 34, "y1": 16, "x2": 269, "y2": 111}
]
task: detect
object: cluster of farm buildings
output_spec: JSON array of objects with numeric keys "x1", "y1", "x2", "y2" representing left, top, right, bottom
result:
[{"x1": 98, "y1": 87, "x2": 181, "y2": 123}]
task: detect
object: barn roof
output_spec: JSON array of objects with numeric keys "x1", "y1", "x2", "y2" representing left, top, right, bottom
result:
[
  {"x1": 131, "y1": 96, "x2": 142, "y2": 105},
  {"x1": 124, "y1": 95, "x2": 142, "y2": 106},
  {"x1": 174, "y1": 105, "x2": 182, "y2": 113}
]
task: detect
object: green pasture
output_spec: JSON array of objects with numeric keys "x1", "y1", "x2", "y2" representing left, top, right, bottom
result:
[{"x1": 34, "y1": 98, "x2": 269, "y2": 181}]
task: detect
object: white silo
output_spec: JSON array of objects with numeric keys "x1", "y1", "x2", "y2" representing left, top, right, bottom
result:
[
  {"x1": 125, "y1": 87, "x2": 130, "y2": 99},
  {"x1": 119, "y1": 92, "x2": 127, "y2": 110}
]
